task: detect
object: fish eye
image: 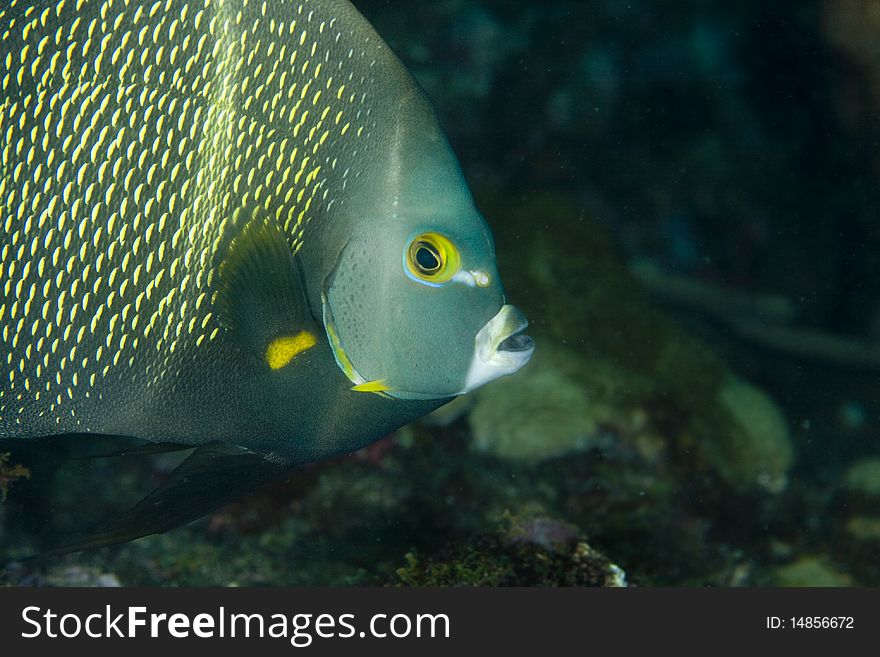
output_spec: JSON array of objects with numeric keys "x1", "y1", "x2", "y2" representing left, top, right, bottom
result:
[
  {"x1": 405, "y1": 232, "x2": 461, "y2": 284},
  {"x1": 414, "y1": 243, "x2": 441, "y2": 273}
]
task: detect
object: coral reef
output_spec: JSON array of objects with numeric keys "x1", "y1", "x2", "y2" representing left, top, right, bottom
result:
[{"x1": 395, "y1": 514, "x2": 627, "y2": 587}]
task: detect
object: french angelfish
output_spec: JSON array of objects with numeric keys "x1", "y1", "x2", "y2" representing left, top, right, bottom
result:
[{"x1": 0, "y1": 0, "x2": 534, "y2": 552}]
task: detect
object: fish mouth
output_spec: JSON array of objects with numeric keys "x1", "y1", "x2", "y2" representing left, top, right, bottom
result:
[
  {"x1": 458, "y1": 304, "x2": 535, "y2": 394},
  {"x1": 498, "y1": 323, "x2": 535, "y2": 353}
]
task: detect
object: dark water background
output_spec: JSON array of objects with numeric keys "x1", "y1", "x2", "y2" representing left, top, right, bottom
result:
[{"x1": 2, "y1": 0, "x2": 879, "y2": 586}]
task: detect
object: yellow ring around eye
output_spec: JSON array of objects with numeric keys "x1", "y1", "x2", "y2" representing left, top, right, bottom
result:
[{"x1": 406, "y1": 232, "x2": 461, "y2": 284}]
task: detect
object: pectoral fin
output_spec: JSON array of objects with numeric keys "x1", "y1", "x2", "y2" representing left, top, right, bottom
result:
[{"x1": 214, "y1": 210, "x2": 319, "y2": 367}]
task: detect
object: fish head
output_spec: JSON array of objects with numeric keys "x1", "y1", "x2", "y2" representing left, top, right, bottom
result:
[{"x1": 322, "y1": 206, "x2": 533, "y2": 401}]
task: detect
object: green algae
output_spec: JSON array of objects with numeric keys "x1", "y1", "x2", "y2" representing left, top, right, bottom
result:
[
  {"x1": 843, "y1": 458, "x2": 880, "y2": 499},
  {"x1": 695, "y1": 376, "x2": 793, "y2": 494},
  {"x1": 771, "y1": 556, "x2": 856, "y2": 587}
]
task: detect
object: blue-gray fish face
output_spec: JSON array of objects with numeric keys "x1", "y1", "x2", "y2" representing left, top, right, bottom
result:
[
  {"x1": 311, "y1": 14, "x2": 534, "y2": 402},
  {"x1": 323, "y1": 192, "x2": 534, "y2": 401}
]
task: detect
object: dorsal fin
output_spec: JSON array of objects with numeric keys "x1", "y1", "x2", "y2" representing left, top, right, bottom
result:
[{"x1": 213, "y1": 210, "x2": 318, "y2": 366}]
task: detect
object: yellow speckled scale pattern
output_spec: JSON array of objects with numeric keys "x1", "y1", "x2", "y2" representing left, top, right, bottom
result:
[{"x1": 0, "y1": 0, "x2": 387, "y2": 436}]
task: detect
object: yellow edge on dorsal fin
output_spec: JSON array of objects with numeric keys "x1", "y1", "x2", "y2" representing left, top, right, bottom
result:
[
  {"x1": 351, "y1": 379, "x2": 392, "y2": 393},
  {"x1": 265, "y1": 331, "x2": 317, "y2": 370}
]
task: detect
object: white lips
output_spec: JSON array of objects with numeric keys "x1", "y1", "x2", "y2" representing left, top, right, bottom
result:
[{"x1": 458, "y1": 304, "x2": 535, "y2": 395}]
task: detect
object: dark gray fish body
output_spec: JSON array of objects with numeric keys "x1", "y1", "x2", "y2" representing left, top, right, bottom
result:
[{"x1": 0, "y1": 0, "x2": 532, "y2": 550}]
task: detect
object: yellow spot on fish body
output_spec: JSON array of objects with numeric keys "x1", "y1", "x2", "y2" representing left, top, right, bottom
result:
[{"x1": 265, "y1": 330, "x2": 316, "y2": 370}]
